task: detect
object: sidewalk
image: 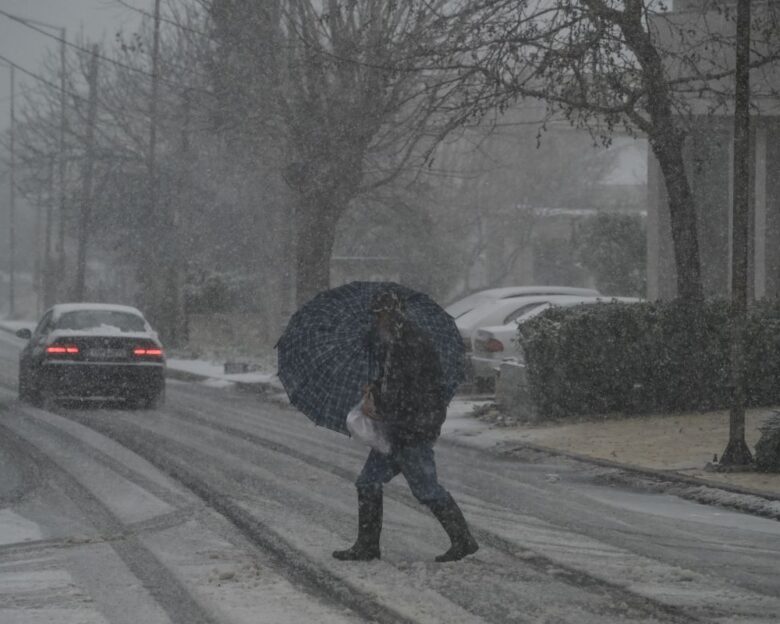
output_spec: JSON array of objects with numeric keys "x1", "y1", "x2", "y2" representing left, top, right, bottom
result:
[{"x1": 2, "y1": 318, "x2": 779, "y2": 514}]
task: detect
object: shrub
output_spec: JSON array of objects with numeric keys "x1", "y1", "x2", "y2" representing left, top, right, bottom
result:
[{"x1": 517, "y1": 299, "x2": 780, "y2": 420}]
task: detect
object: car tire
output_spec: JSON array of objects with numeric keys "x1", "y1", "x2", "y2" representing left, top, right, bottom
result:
[
  {"x1": 18, "y1": 372, "x2": 32, "y2": 403},
  {"x1": 38, "y1": 392, "x2": 55, "y2": 410},
  {"x1": 134, "y1": 388, "x2": 165, "y2": 410},
  {"x1": 18, "y1": 368, "x2": 40, "y2": 405}
]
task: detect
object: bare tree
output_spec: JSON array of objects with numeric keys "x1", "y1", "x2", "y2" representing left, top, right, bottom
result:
[
  {"x1": 209, "y1": 0, "x2": 479, "y2": 305},
  {"x1": 7, "y1": 6, "x2": 214, "y2": 334},
  {"x1": 430, "y1": 0, "x2": 780, "y2": 301}
]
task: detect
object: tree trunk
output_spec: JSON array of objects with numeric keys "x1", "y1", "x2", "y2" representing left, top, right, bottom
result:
[
  {"x1": 294, "y1": 196, "x2": 339, "y2": 307},
  {"x1": 619, "y1": 8, "x2": 703, "y2": 301},
  {"x1": 74, "y1": 46, "x2": 99, "y2": 302},
  {"x1": 650, "y1": 133, "x2": 704, "y2": 301}
]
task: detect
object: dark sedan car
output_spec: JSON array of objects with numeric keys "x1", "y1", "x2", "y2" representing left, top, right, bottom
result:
[{"x1": 17, "y1": 303, "x2": 165, "y2": 409}]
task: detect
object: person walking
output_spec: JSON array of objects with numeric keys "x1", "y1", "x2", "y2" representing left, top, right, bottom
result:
[{"x1": 332, "y1": 290, "x2": 479, "y2": 563}]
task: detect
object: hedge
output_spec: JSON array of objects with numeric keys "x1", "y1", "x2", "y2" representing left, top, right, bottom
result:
[{"x1": 517, "y1": 299, "x2": 780, "y2": 419}]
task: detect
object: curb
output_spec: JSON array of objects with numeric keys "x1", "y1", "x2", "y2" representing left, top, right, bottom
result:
[
  {"x1": 164, "y1": 368, "x2": 207, "y2": 383},
  {"x1": 505, "y1": 441, "x2": 780, "y2": 503},
  {"x1": 164, "y1": 367, "x2": 283, "y2": 397},
  {"x1": 440, "y1": 436, "x2": 780, "y2": 521}
]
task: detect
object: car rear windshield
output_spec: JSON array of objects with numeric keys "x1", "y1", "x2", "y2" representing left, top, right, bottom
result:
[
  {"x1": 56, "y1": 310, "x2": 147, "y2": 332},
  {"x1": 446, "y1": 294, "x2": 493, "y2": 319},
  {"x1": 503, "y1": 302, "x2": 547, "y2": 325}
]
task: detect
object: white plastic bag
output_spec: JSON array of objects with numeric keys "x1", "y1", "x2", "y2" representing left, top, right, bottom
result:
[{"x1": 346, "y1": 402, "x2": 391, "y2": 454}]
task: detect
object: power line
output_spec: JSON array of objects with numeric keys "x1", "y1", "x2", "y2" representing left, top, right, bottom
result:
[
  {"x1": 0, "y1": 53, "x2": 91, "y2": 104},
  {"x1": 0, "y1": 7, "x2": 210, "y2": 94},
  {"x1": 0, "y1": 51, "x2": 218, "y2": 152},
  {"x1": 0, "y1": 53, "x2": 175, "y2": 143},
  {"x1": 112, "y1": 0, "x2": 211, "y2": 38}
]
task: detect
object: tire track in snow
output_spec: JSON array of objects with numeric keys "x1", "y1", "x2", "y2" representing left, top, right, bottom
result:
[
  {"x1": 47, "y1": 406, "x2": 457, "y2": 624},
  {"x1": 2, "y1": 368, "x2": 775, "y2": 622},
  {"x1": 153, "y1": 400, "x2": 707, "y2": 622},
  {"x1": 0, "y1": 418, "x2": 220, "y2": 624},
  {"x1": 141, "y1": 393, "x2": 780, "y2": 623},
  {"x1": 57, "y1": 399, "x2": 702, "y2": 624}
]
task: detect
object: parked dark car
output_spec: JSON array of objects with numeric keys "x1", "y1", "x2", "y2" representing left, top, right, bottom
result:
[{"x1": 17, "y1": 303, "x2": 165, "y2": 409}]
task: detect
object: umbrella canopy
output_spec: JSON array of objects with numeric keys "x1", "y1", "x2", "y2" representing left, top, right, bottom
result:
[{"x1": 276, "y1": 281, "x2": 465, "y2": 434}]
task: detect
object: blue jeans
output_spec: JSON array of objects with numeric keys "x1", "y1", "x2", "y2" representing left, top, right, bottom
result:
[{"x1": 355, "y1": 443, "x2": 449, "y2": 504}]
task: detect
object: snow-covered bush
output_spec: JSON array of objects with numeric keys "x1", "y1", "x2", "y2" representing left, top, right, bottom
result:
[{"x1": 517, "y1": 299, "x2": 780, "y2": 420}]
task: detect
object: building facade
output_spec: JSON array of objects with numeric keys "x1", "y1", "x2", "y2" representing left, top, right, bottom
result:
[
  {"x1": 647, "y1": 1, "x2": 780, "y2": 299},
  {"x1": 648, "y1": 119, "x2": 780, "y2": 299}
]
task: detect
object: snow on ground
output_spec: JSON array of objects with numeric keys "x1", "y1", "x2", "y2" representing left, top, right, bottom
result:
[
  {"x1": 0, "y1": 320, "x2": 36, "y2": 333},
  {"x1": 0, "y1": 331, "x2": 25, "y2": 348},
  {"x1": 2, "y1": 317, "x2": 779, "y2": 508},
  {"x1": 440, "y1": 399, "x2": 495, "y2": 442},
  {"x1": 0, "y1": 509, "x2": 43, "y2": 545},
  {"x1": 166, "y1": 358, "x2": 281, "y2": 388},
  {"x1": 2, "y1": 333, "x2": 780, "y2": 622}
]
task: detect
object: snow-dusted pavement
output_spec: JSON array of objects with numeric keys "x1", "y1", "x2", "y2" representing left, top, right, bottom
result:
[{"x1": 1, "y1": 335, "x2": 779, "y2": 623}]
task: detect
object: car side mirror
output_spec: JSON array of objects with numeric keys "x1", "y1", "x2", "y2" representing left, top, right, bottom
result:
[{"x1": 15, "y1": 328, "x2": 32, "y2": 340}]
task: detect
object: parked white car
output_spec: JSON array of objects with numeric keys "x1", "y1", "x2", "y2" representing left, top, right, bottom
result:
[
  {"x1": 446, "y1": 285, "x2": 600, "y2": 321},
  {"x1": 454, "y1": 291, "x2": 599, "y2": 354},
  {"x1": 470, "y1": 296, "x2": 642, "y2": 382}
]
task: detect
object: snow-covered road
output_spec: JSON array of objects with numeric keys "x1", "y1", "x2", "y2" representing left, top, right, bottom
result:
[{"x1": 0, "y1": 337, "x2": 779, "y2": 623}]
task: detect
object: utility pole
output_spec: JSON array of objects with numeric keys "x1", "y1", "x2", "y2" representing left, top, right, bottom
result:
[
  {"x1": 170, "y1": 89, "x2": 191, "y2": 347},
  {"x1": 57, "y1": 28, "x2": 67, "y2": 299},
  {"x1": 8, "y1": 65, "x2": 15, "y2": 318},
  {"x1": 74, "y1": 45, "x2": 99, "y2": 301},
  {"x1": 44, "y1": 155, "x2": 55, "y2": 309},
  {"x1": 145, "y1": 0, "x2": 167, "y2": 336},
  {"x1": 149, "y1": 0, "x2": 161, "y2": 180},
  {"x1": 721, "y1": 0, "x2": 753, "y2": 467},
  {"x1": 34, "y1": 177, "x2": 43, "y2": 316}
]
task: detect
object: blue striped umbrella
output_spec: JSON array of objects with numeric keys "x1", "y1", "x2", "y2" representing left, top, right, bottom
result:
[{"x1": 276, "y1": 281, "x2": 465, "y2": 434}]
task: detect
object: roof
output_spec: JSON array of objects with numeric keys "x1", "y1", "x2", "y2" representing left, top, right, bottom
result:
[
  {"x1": 48, "y1": 303, "x2": 145, "y2": 319},
  {"x1": 446, "y1": 286, "x2": 601, "y2": 318},
  {"x1": 455, "y1": 294, "x2": 606, "y2": 330},
  {"x1": 475, "y1": 286, "x2": 599, "y2": 298}
]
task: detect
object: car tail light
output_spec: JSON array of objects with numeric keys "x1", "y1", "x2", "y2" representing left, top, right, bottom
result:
[
  {"x1": 474, "y1": 330, "x2": 504, "y2": 354},
  {"x1": 133, "y1": 347, "x2": 164, "y2": 357},
  {"x1": 485, "y1": 339, "x2": 504, "y2": 353},
  {"x1": 46, "y1": 344, "x2": 79, "y2": 355}
]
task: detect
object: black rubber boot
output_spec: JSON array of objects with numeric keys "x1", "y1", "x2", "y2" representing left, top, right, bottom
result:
[
  {"x1": 428, "y1": 493, "x2": 479, "y2": 563},
  {"x1": 332, "y1": 487, "x2": 383, "y2": 561}
]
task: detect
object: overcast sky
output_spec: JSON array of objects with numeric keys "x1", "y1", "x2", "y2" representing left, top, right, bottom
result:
[
  {"x1": 0, "y1": 0, "x2": 143, "y2": 129},
  {"x1": 0, "y1": 1, "x2": 647, "y2": 186}
]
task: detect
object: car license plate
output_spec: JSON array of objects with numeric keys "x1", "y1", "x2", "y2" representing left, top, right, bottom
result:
[{"x1": 87, "y1": 348, "x2": 125, "y2": 360}]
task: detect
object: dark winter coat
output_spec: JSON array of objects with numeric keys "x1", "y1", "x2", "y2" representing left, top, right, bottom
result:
[{"x1": 369, "y1": 320, "x2": 447, "y2": 446}]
